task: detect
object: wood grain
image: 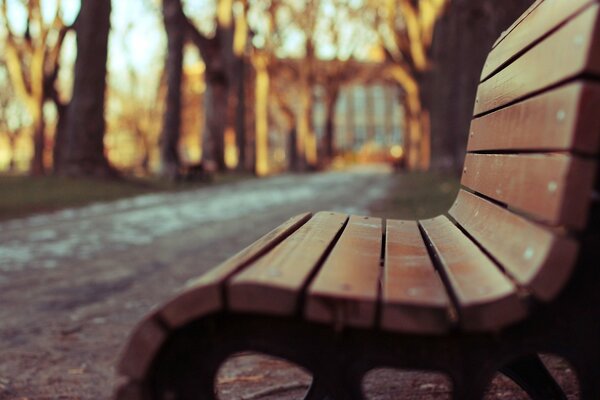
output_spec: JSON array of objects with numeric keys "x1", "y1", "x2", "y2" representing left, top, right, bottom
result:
[
  {"x1": 419, "y1": 216, "x2": 526, "y2": 331},
  {"x1": 117, "y1": 316, "x2": 167, "y2": 380},
  {"x1": 449, "y1": 190, "x2": 578, "y2": 301},
  {"x1": 483, "y1": 0, "x2": 596, "y2": 80},
  {"x1": 468, "y1": 82, "x2": 600, "y2": 155},
  {"x1": 228, "y1": 212, "x2": 348, "y2": 315},
  {"x1": 158, "y1": 212, "x2": 312, "y2": 327},
  {"x1": 305, "y1": 215, "x2": 383, "y2": 328},
  {"x1": 475, "y1": 4, "x2": 600, "y2": 116},
  {"x1": 491, "y1": 0, "x2": 543, "y2": 49},
  {"x1": 461, "y1": 153, "x2": 597, "y2": 229},
  {"x1": 381, "y1": 220, "x2": 451, "y2": 334}
]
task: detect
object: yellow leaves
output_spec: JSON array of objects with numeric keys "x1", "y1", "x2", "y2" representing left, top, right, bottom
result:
[
  {"x1": 218, "y1": 0, "x2": 234, "y2": 28},
  {"x1": 254, "y1": 52, "x2": 270, "y2": 176},
  {"x1": 233, "y1": 3, "x2": 248, "y2": 56}
]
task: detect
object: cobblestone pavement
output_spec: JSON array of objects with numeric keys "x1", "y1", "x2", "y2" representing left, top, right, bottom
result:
[{"x1": 0, "y1": 166, "x2": 578, "y2": 399}]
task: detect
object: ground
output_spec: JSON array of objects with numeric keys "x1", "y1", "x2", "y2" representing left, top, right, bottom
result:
[{"x1": 0, "y1": 166, "x2": 578, "y2": 399}]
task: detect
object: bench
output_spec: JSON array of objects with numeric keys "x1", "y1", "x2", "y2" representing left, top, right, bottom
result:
[{"x1": 116, "y1": 1, "x2": 600, "y2": 399}]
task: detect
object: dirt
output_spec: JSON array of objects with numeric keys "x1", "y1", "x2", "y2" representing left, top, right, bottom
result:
[{"x1": 0, "y1": 167, "x2": 580, "y2": 399}]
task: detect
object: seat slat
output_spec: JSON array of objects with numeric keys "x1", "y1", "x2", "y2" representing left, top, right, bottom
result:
[
  {"x1": 157, "y1": 212, "x2": 312, "y2": 328},
  {"x1": 305, "y1": 215, "x2": 382, "y2": 328},
  {"x1": 461, "y1": 153, "x2": 597, "y2": 229},
  {"x1": 469, "y1": 82, "x2": 600, "y2": 155},
  {"x1": 228, "y1": 212, "x2": 348, "y2": 315},
  {"x1": 449, "y1": 190, "x2": 578, "y2": 301},
  {"x1": 483, "y1": 0, "x2": 596, "y2": 80},
  {"x1": 381, "y1": 220, "x2": 451, "y2": 334},
  {"x1": 419, "y1": 216, "x2": 526, "y2": 331},
  {"x1": 475, "y1": 4, "x2": 600, "y2": 116}
]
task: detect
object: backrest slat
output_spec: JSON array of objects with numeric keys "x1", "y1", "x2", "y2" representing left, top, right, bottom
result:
[
  {"x1": 461, "y1": 153, "x2": 596, "y2": 229},
  {"x1": 475, "y1": 4, "x2": 600, "y2": 116},
  {"x1": 483, "y1": 0, "x2": 597, "y2": 80},
  {"x1": 469, "y1": 82, "x2": 600, "y2": 154},
  {"x1": 449, "y1": 190, "x2": 578, "y2": 301}
]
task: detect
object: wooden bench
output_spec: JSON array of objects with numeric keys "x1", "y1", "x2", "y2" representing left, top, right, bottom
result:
[{"x1": 116, "y1": 1, "x2": 600, "y2": 399}]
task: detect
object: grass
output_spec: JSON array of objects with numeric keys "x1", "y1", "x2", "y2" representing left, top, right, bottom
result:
[
  {"x1": 0, "y1": 172, "x2": 253, "y2": 222},
  {"x1": 369, "y1": 171, "x2": 461, "y2": 220}
]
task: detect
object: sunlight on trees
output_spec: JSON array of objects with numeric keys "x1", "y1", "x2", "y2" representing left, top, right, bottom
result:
[{"x1": 0, "y1": 0, "x2": 532, "y2": 179}]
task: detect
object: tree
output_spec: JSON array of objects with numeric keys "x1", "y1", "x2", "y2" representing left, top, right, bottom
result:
[
  {"x1": 185, "y1": 0, "x2": 248, "y2": 172},
  {"x1": 370, "y1": 0, "x2": 447, "y2": 171},
  {"x1": 160, "y1": 0, "x2": 186, "y2": 179},
  {"x1": 0, "y1": 0, "x2": 71, "y2": 175},
  {"x1": 427, "y1": 0, "x2": 534, "y2": 172},
  {"x1": 0, "y1": 61, "x2": 27, "y2": 172},
  {"x1": 56, "y1": 0, "x2": 114, "y2": 177}
]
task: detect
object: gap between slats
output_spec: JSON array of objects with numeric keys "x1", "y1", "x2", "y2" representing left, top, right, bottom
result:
[
  {"x1": 474, "y1": 76, "x2": 600, "y2": 120},
  {"x1": 443, "y1": 211, "x2": 531, "y2": 299},
  {"x1": 419, "y1": 216, "x2": 528, "y2": 331},
  {"x1": 475, "y1": 3, "x2": 600, "y2": 117},
  {"x1": 416, "y1": 223, "x2": 460, "y2": 327},
  {"x1": 294, "y1": 216, "x2": 351, "y2": 316},
  {"x1": 374, "y1": 218, "x2": 387, "y2": 329},
  {"x1": 490, "y1": 0, "x2": 544, "y2": 51},
  {"x1": 482, "y1": 0, "x2": 597, "y2": 83}
]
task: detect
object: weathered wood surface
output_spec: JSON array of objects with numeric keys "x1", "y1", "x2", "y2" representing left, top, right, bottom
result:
[
  {"x1": 420, "y1": 216, "x2": 526, "y2": 331},
  {"x1": 158, "y1": 212, "x2": 312, "y2": 327},
  {"x1": 491, "y1": 0, "x2": 543, "y2": 49},
  {"x1": 475, "y1": 4, "x2": 600, "y2": 116},
  {"x1": 469, "y1": 82, "x2": 600, "y2": 154},
  {"x1": 118, "y1": 317, "x2": 168, "y2": 380},
  {"x1": 484, "y1": 0, "x2": 597, "y2": 80},
  {"x1": 449, "y1": 190, "x2": 578, "y2": 301},
  {"x1": 461, "y1": 153, "x2": 597, "y2": 229},
  {"x1": 305, "y1": 215, "x2": 382, "y2": 328},
  {"x1": 381, "y1": 220, "x2": 451, "y2": 334},
  {"x1": 228, "y1": 212, "x2": 347, "y2": 315}
]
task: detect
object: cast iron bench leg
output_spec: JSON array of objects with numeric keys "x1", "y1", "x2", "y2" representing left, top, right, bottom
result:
[{"x1": 501, "y1": 354, "x2": 566, "y2": 400}]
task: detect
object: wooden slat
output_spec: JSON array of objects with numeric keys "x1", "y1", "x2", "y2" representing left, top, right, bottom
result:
[
  {"x1": 420, "y1": 216, "x2": 526, "y2": 331},
  {"x1": 484, "y1": 0, "x2": 596, "y2": 80},
  {"x1": 381, "y1": 220, "x2": 451, "y2": 334},
  {"x1": 305, "y1": 215, "x2": 382, "y2": 328},
  {"x1": 475, "y1": 4, "x2": 600, "y2": 116},
  {"x1": 118, "y1": 317, "x2": 167, "y2": 379},
  {"x1": 461, "y1": 153, "x2": 597, "y2": 229},
  {"x1": 157, "y1": 212, "x2": 312, "y2": 328},
  {"x1": 449, "y1": 190, "x2": 578, "y2": 301},
  {"x1": 469, "y1": 82, "x2": 600, "y2": 155},
  {"x1": 228, "y1": 212, "x2": 348, "y2": 315},
  {"x1": 491, "y1": 0, "x2": 543, "y2": 50}
]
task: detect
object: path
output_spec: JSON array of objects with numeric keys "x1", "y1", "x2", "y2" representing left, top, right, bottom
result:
[{"x1": 0, "y1": 166, "x2": 393, "y2": 399}]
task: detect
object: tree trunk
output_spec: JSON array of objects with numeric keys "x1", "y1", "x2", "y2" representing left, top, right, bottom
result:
[
  {"x1": 254, "y1": 57, "x2": 269, "y2": 176},
  {"x1": 160, "y1": 0, "x2": 185, "y2": 180},
  {"x1": 7, "y1": 133, "x2": 18, "y2": 172},
  {"x1": 234, "y1": 58, "x2": 246, "y2": 171},
  {"x1": 322, "y1": 87, "x2": 339, "y2": 161},
  {"x1": 52, "y1": 101, "x2": 68, "y2": 173},
  {"x1": 427, "y1": 0, "x2": 533, "y2": 173},
  {"x1": 203, "y1": 76, "x2": 228, "y2": 171},
  {"x1": 30, "y1": 107, "x2": 45, "y2": 175},
  {"x1": 58, "y1": 0, "x2": 113, "y2": 177}
]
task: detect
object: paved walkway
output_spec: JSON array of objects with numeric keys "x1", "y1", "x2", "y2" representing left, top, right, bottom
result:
[{"x1": 0, "y1": 166, "x2": 394, "y2": 399}]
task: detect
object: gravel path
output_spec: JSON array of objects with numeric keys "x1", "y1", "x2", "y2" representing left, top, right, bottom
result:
[{"x1": 0, "y1": 166, "x2": 393, "y2": 399}]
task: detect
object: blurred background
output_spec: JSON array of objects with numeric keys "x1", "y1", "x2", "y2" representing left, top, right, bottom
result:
[{"x1": 0, "y1": 0, "x2": 533, "y2": 182}]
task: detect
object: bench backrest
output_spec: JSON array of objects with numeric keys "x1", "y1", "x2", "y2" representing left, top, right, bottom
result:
[{"x1": 448, "y1": 0, "x2": 600, "y2": 301}]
